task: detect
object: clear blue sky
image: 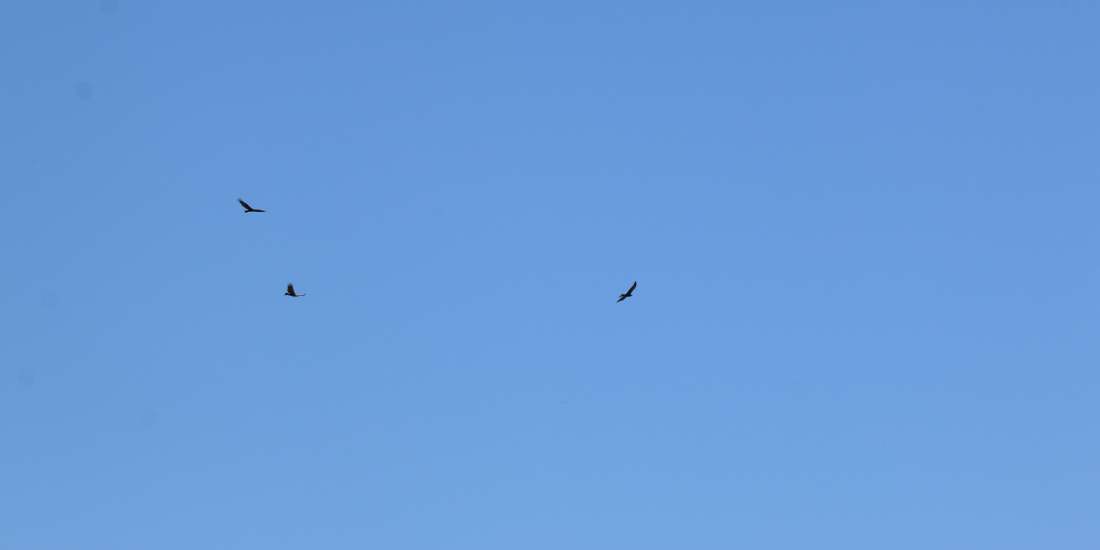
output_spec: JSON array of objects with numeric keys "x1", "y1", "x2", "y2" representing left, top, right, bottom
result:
[{"x1": 2, "y1": 2, "x2": 1098, "y2": 548}]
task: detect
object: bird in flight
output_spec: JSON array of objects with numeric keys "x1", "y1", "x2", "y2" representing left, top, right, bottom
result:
[
  {"x1": 284, "y1": 283, "x2": 305, "y2": 298},
  {"x1": 238, "y1": 198, "x2": 266, "y2": 213},
  {"x1": 617, "y1": 281, "x2": 637, "y2": 303}
]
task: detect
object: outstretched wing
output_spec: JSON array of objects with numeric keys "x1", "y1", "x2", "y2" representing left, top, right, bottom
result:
[
  {"x1": 238, "y1": 198, "x2": 253, "y2": 211},
  {"x1": 286, "y1": 283, "x2": 296, "y2": 295},
  {"x1": 626, "y1": 281, "x2": 637, "y2": 294}
]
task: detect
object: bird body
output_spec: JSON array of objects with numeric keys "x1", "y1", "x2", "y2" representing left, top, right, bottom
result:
[
  {"x1": 238, "y1": 198, "x2": 266, "y2": 213},
  {"x1": 617, "y1": 281, "x2": 637, "y2": 302}
]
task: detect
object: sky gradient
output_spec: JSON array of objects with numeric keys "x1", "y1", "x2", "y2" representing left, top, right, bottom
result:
[{"x1": 2, "y1": 2, "x2": 1099, "y2": 548}]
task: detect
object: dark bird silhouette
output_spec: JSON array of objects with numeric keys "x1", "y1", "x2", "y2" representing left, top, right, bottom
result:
[
  {"x1": 284, "y1": 283, "x2": 305, "y2": 298},
  {"x1": 238, "y1": 198, "x2": 266, "y2": 213},
  {"x1": 617, "y1": 281, "x2": 637, "y2": 303}
]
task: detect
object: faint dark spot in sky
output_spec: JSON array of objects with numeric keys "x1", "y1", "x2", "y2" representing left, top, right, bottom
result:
[
  {"x1": 99, "y1": 0, "x2": 119, "y2": 15},
  {"x1": 137, "y1": 409, "x2": 161, "y2": 430},
  {"x1": 40, "y1": 290, "x2": 58, "y2": 310},
  {"x1": 17, "y1": 369, "x2": 36, "y2": 388},
  {"x1": 75, "y1": 82, "x2": 93, "y2": 100}
]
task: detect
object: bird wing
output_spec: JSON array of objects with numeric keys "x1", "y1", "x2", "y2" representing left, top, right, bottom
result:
[
  {"x1": 238, "y1": 198, "x2": 253, "y2": 210},
  {"x1": 286, "y1": 283, "x2": 295, "y2": 294},
  {"x1": 627, "y1": 281, "x2": 637, "y2": 294}
]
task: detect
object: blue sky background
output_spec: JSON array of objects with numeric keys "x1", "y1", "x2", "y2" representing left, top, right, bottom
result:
[{"x1": 2, "y1": 1, "x2": 1099, "y2": 548}]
